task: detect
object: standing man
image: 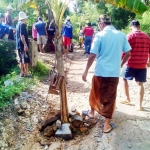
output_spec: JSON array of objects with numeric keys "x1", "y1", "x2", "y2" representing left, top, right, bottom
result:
[
  {"x1": 121, "y1": 20, "x2": 150, "y2": 111},
  {"x1": 0, "y1": 13, "x2": 9, "y2": 39},
  {"x1": 34, "y1": 17, "x2": 48, "y2": 53},
  {"x1": 5, "y1": 6, "x2": 17, "y2": 40},
  {"x1": 83, "y1": 22, "x2": 94, "y2": 54},
  {"x1": 82, "y1": 14, "x2": 131, "y2": 133},
  {"x1": 16, "y1": 11, "x2": 30, "y2": 77},
  {"x1": 78, "y1": 26, "x2": 84, "y2": 48},
  {"x1": 62, "y1": 17, "x2": 73, "y2": 59},
  {"x1": 47, "y1": 19, "x2": 56, "y2": 53}
]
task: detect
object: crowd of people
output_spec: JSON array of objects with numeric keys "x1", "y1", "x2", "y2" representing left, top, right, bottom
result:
[
  {"x1": 0, "y1": 7, "x2": 150, "y2": 134},
  {"x1": 82, "y1": 15, "x2": 150, "y2": 133}
]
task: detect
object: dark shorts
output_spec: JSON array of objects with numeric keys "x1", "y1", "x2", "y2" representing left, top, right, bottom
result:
[
  {"x1": 122, "y1": 66, "x2": 147, "y2": 82},
  {"x1": 18, "y1": 49, "x2": 30, "y2": 64}
]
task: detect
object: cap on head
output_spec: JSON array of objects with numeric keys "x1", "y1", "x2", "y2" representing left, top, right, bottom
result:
[
  {"x1": 98, "y1": 14, "x2": 111, "y2": 23},
  {"x1": 130, "y1": 20, "x2": 140, "y2": 27},
  {"x1": 7, "y1": 6, "x2": 14, "y2": 11},
  {"x1": 66, "y1": 16, "x2": 70, "y2": 21},
  {"x1": 18, "y1": 11, "x2": 28, "y2": 21},
  {"x1": 0, "y1": 13, "x2": 4, "y2": 18}
]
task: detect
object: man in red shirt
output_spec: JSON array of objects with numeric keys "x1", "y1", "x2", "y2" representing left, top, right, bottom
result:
[
  {"x1": 83, "y1": 22, "x2": 94, "y2": 54},
  {"x1": 121, "y1": 20, "x2": 150, "y2": 111}
]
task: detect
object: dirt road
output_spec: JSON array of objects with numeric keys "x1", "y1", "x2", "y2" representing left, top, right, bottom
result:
[{"x1": 0, "y1": 48, "x2": 150, "y2": 150}]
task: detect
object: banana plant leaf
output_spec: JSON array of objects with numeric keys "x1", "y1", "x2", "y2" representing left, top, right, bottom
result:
[{"x1": 88, "y1": 0, "x2": 148, "y2": 15}]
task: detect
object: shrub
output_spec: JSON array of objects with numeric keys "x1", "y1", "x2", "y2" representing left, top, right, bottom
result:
[
  {"x1": 0, "y1": 40, "x2": 18, "y2": 76},
  {"x1": 0, "y1": 61, "x2": 50, "y2": 108},
  {"x1": 32, "y1": 61, "x2": 49, "y2": 76}
]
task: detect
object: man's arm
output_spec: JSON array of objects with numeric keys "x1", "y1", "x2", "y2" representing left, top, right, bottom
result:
[
  {"x1": 121, "y1": 51, "x2": 131, "y2": 67},
  {"x1": 12, "y1": 16, "x2": 18, "y2": 23},
  {"x1": 82, "y1": 53, "x2": 96, "y2": 82},
  {"x1": 45, "y1": 25, "x2": 48, "y2": 38},
  {"x1": 147, "y1": 48, "x2": 150, "y2": 67},
  {"x1": 33, "y1": 24, "x2": 37, "y2": 30},
  {"x1": 20, "y1": 35, "x2": 28, "y2": 51}
]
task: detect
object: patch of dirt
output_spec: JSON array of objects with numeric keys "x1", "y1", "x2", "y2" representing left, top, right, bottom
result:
[{"x1": 1, "y1": 47, "x2": 150, "y2": 150}]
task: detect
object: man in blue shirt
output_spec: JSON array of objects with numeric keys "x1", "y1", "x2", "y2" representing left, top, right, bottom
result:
[
  {"x1": 82, "y1": 14, "x2": 131, "y2": 133},
  {"x1": 34, "y1": 17, "x2": 48, "y2": 53},
  {"x1": 0, "y1": 13, "x2": 9, "y2": 39},
  {"x1": 62, "y1": 17, "x2": 73, "y2": 59}
]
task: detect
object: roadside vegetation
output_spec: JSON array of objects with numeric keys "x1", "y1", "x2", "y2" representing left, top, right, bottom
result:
[{"x1": 0, "y1": 60, "x2": 49, "y2": 108}]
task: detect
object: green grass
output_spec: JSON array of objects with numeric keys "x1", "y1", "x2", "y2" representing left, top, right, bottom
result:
[{"x1": 0, "y1": 61, "x2": 50, "y2": 108}]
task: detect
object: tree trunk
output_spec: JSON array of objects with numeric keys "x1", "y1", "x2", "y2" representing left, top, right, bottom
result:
[
  {"x1": 53, "y1": 36, "x2": 69, "y2": 123},
  {"x1": 48, "y1": 8, "x2": 54, "y2": 22}
]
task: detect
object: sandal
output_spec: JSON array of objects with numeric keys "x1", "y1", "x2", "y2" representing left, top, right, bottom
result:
[
  {"x1": 104, "y1": 123, "x2": 116, "y2": 133},
  {"x1": 20, "y1": 74, "x2": 24, "y2": 77},
  {"x1": 82, "y1": 110, "x2": 94, "y2": 119},
  {"x1": 24, "y1": 75, "x2": 32, "y2": 78},
  {"x1": 120, "y1": 100, "x2": 130, "y2": 105}
]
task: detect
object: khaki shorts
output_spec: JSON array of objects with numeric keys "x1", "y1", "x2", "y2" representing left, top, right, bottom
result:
[
  {"x1": 37, "y1": 36, "x2": 47, "y2": 45},
  {"x1": 79, "y1": 36, "x2": 83, "y2": 43}
]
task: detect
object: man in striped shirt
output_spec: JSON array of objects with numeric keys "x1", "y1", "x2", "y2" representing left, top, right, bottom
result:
[{"x1": 121, "y1": 20, "x2": 150, "y2": 111}]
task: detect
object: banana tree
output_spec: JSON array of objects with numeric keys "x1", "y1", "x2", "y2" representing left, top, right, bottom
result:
[
  {"x1": 19, "y1": 0, "x2": 72, "y2": 124},
  {"x1": 89, "y1": 0, "x2": 148, "y2": 15}
]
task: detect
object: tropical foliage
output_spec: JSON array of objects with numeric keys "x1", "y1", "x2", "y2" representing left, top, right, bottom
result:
[
  {"x1": 88, "y1": 0, "x2": 148, "y2": 15},
  {"x1": 0, "y1": 41, "x2": 17, "y2": 75}
]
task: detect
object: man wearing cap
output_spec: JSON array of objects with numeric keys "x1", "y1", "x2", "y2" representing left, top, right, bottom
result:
[
  {"x1": 0, "y1": 13, "x2": 9, "y2": 39},
  {"x1": 5, "y1": 6, "x2": 14, "y2": 26},
  {"x1": 5, "y1": 6, "x2": 17, "y2": 40},
  {"x1": 121, "y1": 20, "x2": 150, "y2": 111},
  {"x1": 62, "y1": 16, "x2": 73, "y2": 59},
  {"x1": 16, "y1": 11, "x2": 30, "y2": 77},
  {"x1": 83, "y1": 22, "x2": 94, "y2": 54},
  {"x1": 34, "y1": 17, "x2": 48, "y2": 53},
  {"x1": 82, "y1": 14, "x2": 131, "y2": 133}
]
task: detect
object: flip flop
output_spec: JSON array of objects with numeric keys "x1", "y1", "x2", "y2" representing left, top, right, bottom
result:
[
  {"x1": 24, "y1": 75, "x2": 32, "y2": 78},
  {"x1": 120, "y1": 100, "x2": 130, "y2": 105},
  {"x1": 104, "y1": 123, "x2": 116, "y2": 133},
  {"x1": 20, "y1": 74, "x2": 24, "y2": 77},
  {"x1": 135, "y1": 107, "x2": 143, "y2": 111},
  {"x1": 82, "y1": 110, "x2": 94, "y2": 119}
]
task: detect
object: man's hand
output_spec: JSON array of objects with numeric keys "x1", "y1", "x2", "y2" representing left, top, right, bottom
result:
[
  {"x1": 147, "y1": 61, "x2": 150, "y2": 67},
  {"x1": 82, "y1": 71, "x2": 88, "y2": 82},
  {"x1": 24, "y1": 45, "x2": 28, "y2": 52}
]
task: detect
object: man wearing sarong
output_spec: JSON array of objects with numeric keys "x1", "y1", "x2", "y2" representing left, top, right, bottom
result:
[{"x1": 82, "y1": 14, "x2": 131, "y2": 133}]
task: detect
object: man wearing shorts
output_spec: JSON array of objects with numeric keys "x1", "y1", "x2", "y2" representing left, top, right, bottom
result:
[
  {"x1": 121, "y1": 20, "x2": 150, "y2": 111},
  {"x1": 82, "y1": 14, "x2": 131, "y2": 133},
  {"x1": 16, "y1": 11, "x2": 30, "y2": 77},
  {"x1": 62, "y1": 17, "x2": 73, "y2": 58},
  {"x1": 78, "y1": 26, "x2": 84, "y2": 48},
  {"x1": 34, "y1": 17, "x2": 48, "y2": 53}
]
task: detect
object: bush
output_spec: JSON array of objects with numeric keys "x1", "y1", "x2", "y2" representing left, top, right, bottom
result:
[
  {"x1": 32, "y1": 61, "x2": 49, "y2": 76},
  {"x1": 0, "y1": 72, "x2": 35, "y2": 108},
  {"x1": 0, "y1": 61, "x2": 50, "y2": 108},
  {"x1": 0, "y1": 40, "x2": 18, "y2": 76}
]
